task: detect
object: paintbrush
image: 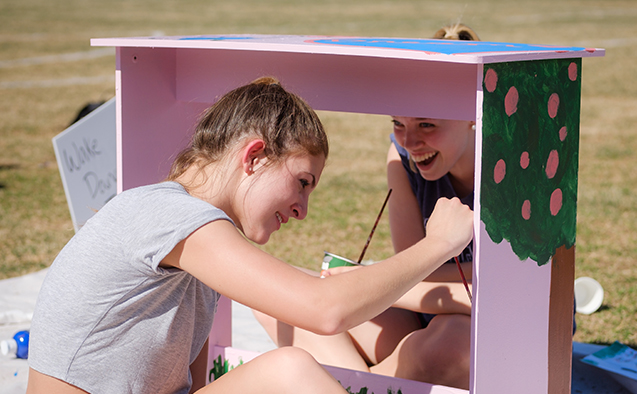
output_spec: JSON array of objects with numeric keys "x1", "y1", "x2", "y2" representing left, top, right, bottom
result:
[
  {"x1": 454, "y1": 256, "x2": 472, "y2": 303},
  {"x1": 356, "y1": 189, "x2": 392, "y2": 264}
]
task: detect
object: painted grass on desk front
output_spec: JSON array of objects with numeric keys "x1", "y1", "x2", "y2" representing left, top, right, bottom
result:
[{"x1": 0, "y1": 0, "x2": 635, "y2": 347}]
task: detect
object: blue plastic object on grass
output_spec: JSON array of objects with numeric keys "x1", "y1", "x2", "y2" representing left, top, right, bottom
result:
[{"x1": 1, "y1": 330, "x2": 29, "y2": 359}]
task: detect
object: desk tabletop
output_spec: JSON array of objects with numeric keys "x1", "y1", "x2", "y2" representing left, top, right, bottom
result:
[{"x1": 91, "y1": 34, "x2": 604, "y2": 64}]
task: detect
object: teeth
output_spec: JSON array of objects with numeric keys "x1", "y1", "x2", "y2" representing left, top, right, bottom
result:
[
  {"x1": 411, "y1": 152, "x2": 436, "y2": 163},
  {"x1": 275, "y1": 212, "x2": 283, "y2": 224}
]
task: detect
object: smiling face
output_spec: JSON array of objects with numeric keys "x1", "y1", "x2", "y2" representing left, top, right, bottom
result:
[
  {"x1": 238, "y1": 152, "x2": 325, "y2": 245},
  {"x1": 391, "y1": 116, "x2": 476, "y2": 197}
]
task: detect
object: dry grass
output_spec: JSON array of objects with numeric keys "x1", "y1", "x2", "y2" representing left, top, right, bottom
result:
[{"x1": 0, "y1": 0, "x2": 635, "y2": 346}]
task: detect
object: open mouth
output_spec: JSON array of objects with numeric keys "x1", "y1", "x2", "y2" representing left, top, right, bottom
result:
[
  {"x1": 412, "y1": 151, "x2": 438, "y2": 166},
  {"x1": 275, "y1": 212, "x2": 283, "y2": 224}
]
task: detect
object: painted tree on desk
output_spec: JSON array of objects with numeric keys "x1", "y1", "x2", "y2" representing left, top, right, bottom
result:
[{"x1": 480, "y1": 58, "x2": 581, "y2": 265}]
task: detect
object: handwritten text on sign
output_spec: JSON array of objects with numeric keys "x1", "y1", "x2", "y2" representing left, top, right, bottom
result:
[{"x1": 53, "y1": 98, "x2": 116, "y2": 232}]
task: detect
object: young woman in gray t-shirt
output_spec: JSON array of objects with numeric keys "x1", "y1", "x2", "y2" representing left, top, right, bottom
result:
[{"x1": 27, "y1": 77, "x2": 473, "y2": 394}]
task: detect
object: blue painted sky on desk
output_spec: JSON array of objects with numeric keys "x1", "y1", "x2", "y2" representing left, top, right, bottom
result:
[
  {"x1": 178, "y1": 35, "x2": 588, "y2": 55},
  {"x1": 309, "y1": 38, "x2": 587, "y2": 54}
]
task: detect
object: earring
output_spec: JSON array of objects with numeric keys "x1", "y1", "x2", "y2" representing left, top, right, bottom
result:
[{"x1": 471, "y1": 124, "x2": 476, "y2": 131}]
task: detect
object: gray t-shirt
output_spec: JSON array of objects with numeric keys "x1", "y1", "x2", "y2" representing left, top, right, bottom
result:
[{"x1": 29, "y1": 181, "x2": 233, "y2": 394}]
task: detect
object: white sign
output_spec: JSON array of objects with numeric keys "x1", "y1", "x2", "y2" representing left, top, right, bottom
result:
[{"x1": 52, "y1": 98, "x2": 116, "y2": 232}]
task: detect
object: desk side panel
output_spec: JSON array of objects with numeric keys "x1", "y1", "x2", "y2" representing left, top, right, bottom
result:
[
  {"x1": 472, "y1": 222, "x2": 551, "y2": 393},
  {"x1": 119, "y1": 47, "x2": 210, "y2": 190},
  {"x1": 473, "y1": 58, "x2": 581, "y2": 393}
]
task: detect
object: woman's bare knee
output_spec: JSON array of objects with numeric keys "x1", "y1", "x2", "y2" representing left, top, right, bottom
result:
[
  {"x1": 371, "y1": 314, "x2": 471, "y2": 389},
  {"x1": 409, "y1": 315, "x2": 471, "y2": 388},
  {"x1": 201, "y1": 347, "x2": 345, "y2": 394},
  {"x1": 416, "y1": 315, "x2": 471, "y2": 364}
]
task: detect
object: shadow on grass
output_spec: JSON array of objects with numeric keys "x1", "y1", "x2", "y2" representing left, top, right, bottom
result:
[
  {"x1": 0, "y1": 164, "x2": 20, "y2": 189},
  {"x1": 0, "y1": 164, "x2": 20, "y2": 171},
  {"x1": 596, "y1": 304, "x2": 611, "y2": 313}
]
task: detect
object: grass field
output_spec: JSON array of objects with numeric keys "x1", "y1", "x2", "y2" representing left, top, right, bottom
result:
[{"x1": 0, "y1": 0, "x2": 635, "y2": 347}]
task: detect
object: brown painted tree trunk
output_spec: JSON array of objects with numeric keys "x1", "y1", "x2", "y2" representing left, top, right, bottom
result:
[{"x1": 548, "y1": 245, "x2": 575, "y2": 393}]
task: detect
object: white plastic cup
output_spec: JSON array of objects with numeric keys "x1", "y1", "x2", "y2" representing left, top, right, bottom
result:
[{"x1": 574, "y1": 277, "x2": 604, "y2": 315}]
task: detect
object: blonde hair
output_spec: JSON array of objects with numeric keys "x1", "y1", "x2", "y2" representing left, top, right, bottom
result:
[
  {"x1": 167, "y1": 77, "x2": 328, "y2": 182},
  {"x1": 432, "y1": 23, "x2": 480, "y2": 41}
]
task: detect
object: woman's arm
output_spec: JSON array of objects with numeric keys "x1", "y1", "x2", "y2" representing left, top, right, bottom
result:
[
  {"x1": 386, "y1": 142, "x2": 426, "y2": 253},
  {"x1": 387, "y1": 143, "x2": 473, "y2": 283},
  {"x1": 422, "y1": 261, "x2": 472, "y2": 282},
  {"x1": 392, "y1": 281, "x2": 472, "y2": 315},
  {"x1": 162, "y1": 197, "x2": 472, "y2": 337}
]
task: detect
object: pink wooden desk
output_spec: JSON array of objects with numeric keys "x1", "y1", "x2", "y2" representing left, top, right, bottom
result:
[{"x1": 91, "y1": 34, "x2": 604, "y2": 394}]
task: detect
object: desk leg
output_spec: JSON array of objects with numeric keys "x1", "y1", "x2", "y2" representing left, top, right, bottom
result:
[{"x1": 548, "y1": 245, "x2": 575, "y2": 394}]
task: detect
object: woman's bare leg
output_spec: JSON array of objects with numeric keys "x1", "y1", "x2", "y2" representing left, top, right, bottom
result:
[
  {"x1": 253, "y1": 309, "x2": 369, "y2": 370},
  {"x1": 197, "y1": 347, "x2": 346, "y2": 394},
  {"x1": 348, "y1": 307, "x2": 423, "y2": 365},
  {"x1": 253, "y1": 307, "x2": 421, "y2": 370},
  {"x1": 371, "y1": 314, "x2": 471, "y2": 390},
  {"x1": 255, "y1": 304, "x2": 470, "y2": 389}
]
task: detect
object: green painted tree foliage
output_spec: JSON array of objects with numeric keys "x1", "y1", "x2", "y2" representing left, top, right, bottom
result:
[
  {"x1": 480, "y1": 58, "x2": 581, "y2": 265},
  {"x1": 344, "y1": 387, "x2": 403, "y2": 394},
  {"x1": 209, "y1": 354, "x2": 244, "y2": 382}
]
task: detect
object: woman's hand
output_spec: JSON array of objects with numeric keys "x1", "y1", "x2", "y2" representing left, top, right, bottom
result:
[
  {"x1": 425, "y1": 197, "x2": 474, "y2": 261},
  {"x1": 320, "y1": 265, "x2": 362, "y2": 278}
]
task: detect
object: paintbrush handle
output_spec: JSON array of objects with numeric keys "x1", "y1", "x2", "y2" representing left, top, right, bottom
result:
[
  {"x1": 454, "y1": 256, "x2": 472, "y2": 303},
  {"x1": 357, "y1": 189, "x2": 392, "y2": 264}
]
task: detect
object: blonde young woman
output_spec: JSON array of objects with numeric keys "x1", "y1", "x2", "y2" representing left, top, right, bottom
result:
[{"x1": 254, "y1": 25, "x2": 480, "y2": 390}]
